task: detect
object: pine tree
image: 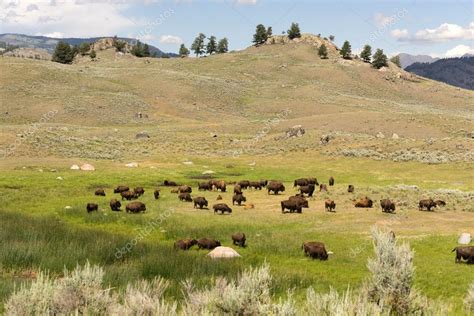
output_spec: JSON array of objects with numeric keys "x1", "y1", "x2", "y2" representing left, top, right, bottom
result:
[
  {"x1": 340, "y1": 40, "x2": 352, "y2": 59},
  {"x1": 318, "y1": 44, "x2": 328, "y2": 59},
  {"x1": 179, "y1": 44, "x2": 190, "y2": 57},
  {"x1": 79, "y1": 42, "x2": 91, "y2": 56},
  {"x1": 52, "y1": 41, "x2": 74, "y2": 64},
  {"x1": 143, "y1": 44, "x2": 150, "y2": 57},
  {"x1": 217, "y1": 38, "x2": 229, "y2": 54},
  {"x1": 253, "y1": 24, "x2": 268, "y2": 46},
  {"x1": 90, "y1": 50, "x2": 96, "y2": 59},
  {"x1": 206, "y1": 36, "x2": 217, "y2": 55},
  {"x1": 113, "y1": 36, "x2": 126, "y2": 53},
  {"x1": 287, "y1": 22, "x2": 301, "y2": 40},
  {"x1": 266, "y1": 26, "x2": 273, "y2": 37},
  {"x1": 191, "y1": 33, "x2": 206, "y2": 56},
  {"x1": 329, "y1": 35, "x2": 335, "y2": 41},
  {"x1": 372, "y1": 49, "x2": 388, "y2": 69},
  {"x1": 390, "y1": 55, "x2": 401, "y2": 68},
  {"x1": 131, "y1": 41, "x2": 144, "y2": 57},
  {"x1": 360, "y1": 44, "x2": 372, "y2": 63}
]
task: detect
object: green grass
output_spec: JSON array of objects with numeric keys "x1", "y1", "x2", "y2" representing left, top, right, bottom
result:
[{"x1": 0, "y1": 155, "x2": 472, "y2": 311}]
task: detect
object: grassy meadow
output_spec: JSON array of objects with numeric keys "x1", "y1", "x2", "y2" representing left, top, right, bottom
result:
[{"x1": 0, "y1": 154, "x2": 473, "y2": 312}]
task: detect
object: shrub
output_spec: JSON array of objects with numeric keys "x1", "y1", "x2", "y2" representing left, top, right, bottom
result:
[
  {"x1": 287, "y1": 23, "x2": 301, "y2": 40},
  {"x1": 318, "y1": 44, "x2": 328, "y2": 59},
  {"x1": 52, "y1": 41, "x2": 74, "y2": 64},
  {"x1": 372, "y1": 49, "x2": 388, "y2": 69}
]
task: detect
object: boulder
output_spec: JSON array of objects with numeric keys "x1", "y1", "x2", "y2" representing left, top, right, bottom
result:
[
  {"x1": 207, "y1": 246, "x2": 241, "y2": 259},
  {"x1": 458, "y1": 233, "x2": 471, "y2": 245},
  {"x1": 392, "y1": 133, "x2": 400, "y2": 139},
  {"x1": 80, "y1": 164, "x2": 95, "y2": 171},
  {"x1": 70, "y1": 164, "x2": 80, "y2": 170},
  {"x1": 286, "y1": 125, "x2": 305, "y2": 138},
  {"x1": 376, "y1": 132, "x2": 385, "y2": 139},
  {"x1": 125, "y1": 162, "x2": 138, "y2": 168},
  {"x1": 135, "y1": 132, "x2": 150, "y2": 139}
]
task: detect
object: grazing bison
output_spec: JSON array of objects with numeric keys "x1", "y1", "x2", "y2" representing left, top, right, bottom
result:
[
  {"x1": 109, "y1": 199, "x2": 121, "y2": 211},
  {"x1": 299, "y1": 184, "x2": 315, "y2": 197},
  {"x1": 163, "y1": 180, "x2": 178, "y2": 186},
  {"x1": 259, "y1": 180, "x2": 268, "y2": 187},
  {"x1": 178, "y1": 192, "x2": 193, "y2": 202},
  {"x1": 126, "y1": 201, "x2": 146, "y2": 213},
  {"x1": 178, "y1": 185, "x2": 192, "y2": 194},
  {"x1": 319, "y1": 184, "x2": 328, "y2": 192},
  {"x1": 308, "y1": 178, "x2": 319, "y2": 185},
  {"x1": 232, "y1": 194, "x2": 247, "y2": 206},
  {"x1": 281, "y1": 199, "x2": 305, "y2": 213},
  {"x1": 134, "y1": 187, "x2": 145, "y2": 197},
  {"x1": 214, "y1": 180, "x2": 226, "y2": 192},
  {"x1": 435, "y1": 200, "x2": 446, "y2": 207},
  {"x1": 249, "y1": 181, "x2": 262, "y2": 190},
  {"x1": 234, "y1": 184, "x2": 243, "y2": 195},
  {"x1": 380, "y1": 199, "x2": 396, "y2": 213},
  {"x1": 121, "y1": 190, "x2": 138, "y2": 201},
  {"x1": 348, "y1": 185, "x2": 354, "y2": 193},
  {"x1": 114, "y1": 185, "x2": 129, "y2": 193},
  {"x1": 213, "y1": 203, "x2": 232, "y2": 214},
  {"x1": 302, "y1": 241, "x2": 328, "y2": 260},
  {"x1": 238, "y1": 180, "x2": 250, "y2": 189},
  {"x1": 153, "y1": 189, "x2": 160, "y2": 200},
  {"x1": 86, "y1": 203, "x2": 98, "y2": 213},
  {"x1": 452, "y1": 246, "x2": 474, "y2": 263},
  {"x1": 198, "y1": 182, "x2": 212, "y2": 191},
  {"x1": 328, "y1": 176, "x2": 335, "y2": 186},
  {"x1": 95, "y1": 188, "x2": 106, "y2": 196},
  {"x1": 174, "y1": 239, "x2": 198, "y2": 250},
  {"x1": 289, "y1": 196, "x2": 309, "y2": 208},
  {"x1": 325, "y1": 199, "x2": 336, "y2": 212},
  {"x1": 268, "y1": 181, "x2": 285, "y2": 195},
  {"x1": 197, "y1": 238, "x2": 221, "y2": 250},
  {"x1": 354, "y1": 197, "x2": 373, "y2": 208},
  {"x1": 294, "y1": 178, "x2": 309, "y2": 187},
  {"x1": 232, "y1": 233, "x2": 246, "y2": 247},
  {"x1": 419, "y1": 199, "x2": 437, "y2": 212},
  {"x1": 193, "y1": 196, "x2": 208, "y2": 209}
]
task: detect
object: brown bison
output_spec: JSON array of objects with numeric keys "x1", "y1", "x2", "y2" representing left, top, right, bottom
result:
[
  {"x1": 380, "y1": 199, "x2": 396, "y2": 213},
  {"x1": 114, "y1": 185, "x2": 129, "y2": 193},
  {"x1": 86, "y1": 203, "x2": 98, "y2": 213},
  {"x1": 134, "y1": 187, "x2": 145, "y2": 197},
  {"x1": 289, "y1": 196, "x2": 309, "y2": 208},
  {"x1": 328, "y1": 176, "x2": 335, "y2": 186},
  {"x1": 178, "y1": 185, "x2": 192, "y2": 194},
  {"x1": 126, "y1": 201, "x2": 146, "y2": 213},
  {"x1": 163, "y1": 180, "x2": 178, "y2": 186},
  {"x1": 234, "y1": 184, "x2": 243, "y2": 195},
  {"x1": 197, "y1": 238, "x2": 221, "y2": 250},
  {"x1": 354, "y1": 197, "x2": 373, "y2": 208},
  {"x1": 268, "y1": 181, "x2": 285, "y2": 195},
  {"x1": 198, "y1": 182, "x2": 212, "y2": 191},
  {"x1": 213, "y1": 203, "x2": 232, "y2": 214},
  {"x1": 302, "y1": 241, "x2": 328, "y2": 260},
  {"x1": 121, "y1": 190, "x2": 138, "y2": 201},
  {"x1": 348, "y1": 185, "x2": 354, "y2": 193},
  {"x1": 249, "y1": 181, "x2": 262, "y2": 190},
  {"x1": 95, "y1": 188, "x2": 106, "y2": 196},
  {"x1": 214, "y1": 180, "x2": 226, "y2": 192},
  {"x1": 308, "y1": 178, "x2": 319, "y2": 185},
  {"x1": 294, "y1": 178, "x2": 309, "y2": 187},
  {"x1": 452, "y1": 246, "x2": 474, "y2": 263},
  {"x1": 281, "y1": 199, "x2": 305, "y2": 213},
  {"x1": 325, "y1": 200, "x2": 336, "y2": 212},
  {"x1": 178, "y1": 192, "x2": 193, "y2": 202},
  {"x1": 319, "y1": 184, "x2": 328, "y2": 192},
  {"x1": 435, "y1": 200, "x2": 446, "y2": 207},
  {"x1": 259, "y1": 180, "x2": 268, "y2": 187},
  {"x1": 299, "y1": 184, "x2": 315, "y2": 197},
  {"x1": 193, "y1": 196, "x2": 208, "y2": 209},
  {"x1": 153, "y1": 189, "x2": 160, "y2": 200},
  {"x1": 419, "y1": 199, "x2": 436, "y2": 211},
  {"x1": 232, "y1": 233, "x2": 246, "y2": 247},
  {"x1": 109, "y1": 199, "x2": 121, "y2": 211},
  {"x1": 238, "y1": 180, "x2": 250, "y2": 189},
  {"x1": 232, "y1": 194, "x2": 247, "y2": 206},
  {"x1": 174, "y1": 239, "x2": 198, "y2": 250}
]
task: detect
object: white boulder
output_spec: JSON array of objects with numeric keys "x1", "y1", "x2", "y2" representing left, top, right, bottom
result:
[
  {"x1": 70, "y1": 164, "x2": 80, "y2": 170},
  {"x1": 458, "y1": 233, "x2": 471, "y2": 245},
  {"x1": 207, "y1": 247, "x2": 241, "y2": 259},
  {"x1": 80, "y1": 164, "x2": 95, "y2": 171}
]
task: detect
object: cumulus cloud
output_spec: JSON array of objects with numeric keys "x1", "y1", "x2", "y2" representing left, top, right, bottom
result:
[
  {"x1": 392, "y1": 22, "x2": 474, "y2": 43},
  {"x1": 444, "y1": 44, "x2": 474, "y2": 57},
  {"x1": 160, "y1": 35, "x2": 183, "y2": 44}
]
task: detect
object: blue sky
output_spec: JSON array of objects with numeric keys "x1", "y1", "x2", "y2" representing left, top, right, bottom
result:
[{"x1": 1, "y1": 0, "x2": 472, "y2": 57}]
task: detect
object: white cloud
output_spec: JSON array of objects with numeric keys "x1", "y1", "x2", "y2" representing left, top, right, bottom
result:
[
  {"x1": 36, "y1": 31, "x2": 64, "y2": 38},
  {"x1": 236, "y1": 0, "x2": 258, "y2": 5},
  {"x1": 374, "y1": 13, "x2": 395, "y2": 28},
  {"x1": 392, "y1": 22, "x2": 474, "y2": 43},
  {"x1": 444, "y1": 44, "x2": 474, "y2": 57},
  {"x1": 160, "y1": 35, "x2": 183, "y2": 44}
]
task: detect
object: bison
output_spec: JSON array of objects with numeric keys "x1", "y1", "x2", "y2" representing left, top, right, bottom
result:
[
  {"x1": 95, "y1": 188, "x2": 106, "y2": 196},
  {"x1": 302, "y1": 241, "x2": 328, "y2": 260},
  {"x1": 294, "y1": 178, "x2": 309, "y2": 187},
  {"x1": 178, "y1": 192, "x2": 193, "y2": 202},
  {"x1": 232, "y1": 194, "x2": 247, "y2": 206},
  {"x1": 232, "y1": 233, "x2": 246, "y2": 247},
  {"x1": 197, "y1": 238, "x2": 221, "y2": 250},
  {"x1": 289, "y1": 196, "x2": 309, "y2": 208},
  {"x1": 452, "y1": 246, "x2": 474, "y2": 263},
  {"x1": 348, "y1": 185, "x2": 354, "y2": 193},
  {"x1": 249, "y1": 181, "x2": 262, "y2": 190},
  {"x1": 121, "y1": 190, "x2": 138, "y2": 201},
  {"x1": 193, "y1": 196, "x2": 208, "y2": 209},
  {"x1": 328, "y1": 176, "x2": 335, "y2": 186},
  {"x1": 153, "y1": 189, "x2": 160, "y2": 200},
  {"x1": 319, "y1": 184, "x2": 328, "y2": 192},
  {"x1": 198, "y1": 182, "x2": 212, "y2": 191},
  {"x1": 308, "y1": 178, "x2": 319, "y2": 185},
  {"x1": 109, "y1": 199, "x2": 121, "y2": 211},
  {"x1": 380, "y1": 199, "x2": 396, "y2": 213},
  {"x1": 259, "y1": 180, "x2": 268, "y2": 187},
  {"x1": 238, "y1": 180, "x2": 250, "y2": 189},
  {"x1": 354, "y1": 197, "x2": 373, "y2": 208},
  {"x1": 163, "y1": 180, "x2": 178, "y2": 186},
  {"x1": 133, "y1": 187, "x2": 145, "y2": 197},
  {"x1": 126, "y1": 201, "x2": 146, "y2": 213},
  {"x1": 214, "y1": 180, "x2": 226, "y2": 192},
  {"x1": 435, "y1": 200, "x2": 446, "y2": 207},
  {"x1": 234, "y1": 184, "x2": 243, "y2": 195},
  {"x1": 325, "y1": 199, "x2": 336, "y2": 212},
  {"x1": 213, "y1": 203, "x2": 232, "y2": 214},
  {"x1": 114, "y1": 185, "x2": 129, "y2": 193},
  {"x1": 86, "y1": 203, "x2": 98, "y2": 213},
  {"x1": 281, "y1": 199, "x2": 305, "y2": 213},
  {"x1": 299, "y1": 184, "x2": 315, "y2": 197},
  {"x1": 419, "y1": 199, "x2": 436, "y2": 212},
  {"x1": 268, "y1": 181, "x2": 285, "y2": 195},
  {"x1": 174, "y1": 239, "x2": 198, "y2": 250},
  {"x1": 178, "y1": 185, "x2": 192, "y2": 194}
]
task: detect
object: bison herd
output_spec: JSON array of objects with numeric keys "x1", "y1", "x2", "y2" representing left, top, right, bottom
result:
[{"x1": 84, "y1": 177, "x2": 468, "y2": 263}]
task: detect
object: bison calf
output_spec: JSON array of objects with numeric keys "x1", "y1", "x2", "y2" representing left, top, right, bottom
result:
[
  {"x1": 348, "y1": 185, "x2": 354, "y2": 193},
  {"x1": 95, "y1": 188, "x2": 106, "y2": 196},
  {"x1": 134, "y1": 187, "x2": 145, "y2": 197},
  {"x1": 86, "y1": 203, "x2": 98, "y2": 213},
  {"x1": 380, "y1": 199, "x2": 395, "y2": 213},
  {"x1": 325, "y1": 200, "x2": 336, "y2": 212},
  {"x1": 232, "y1": 233, "x2": 246, "y2": 247},
  {"x1": 178, "y1": 193, "x2": 193, "y2": 202},
  {"x1": 193, "y1": 196, "x2": 208, "y2": 209},
  {"x1": 154, "y1": 189, "x2": 160, "y2": 200},
  {"x1": 109, "y1": 199, "x2": 121, "y2": 211},
  {"x1": 232, "y1": 193, "x2": 247, "y2": 206},
  {"x1": 328, "y1": 176, "x2": 335, "y2": 186}
]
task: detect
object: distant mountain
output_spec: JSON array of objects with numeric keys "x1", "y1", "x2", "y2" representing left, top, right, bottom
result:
[
  {"x1": 405, "y1": 56, "x2": 474, "y2": 90},
  {"x1": 397, "y1": 53, "x2": 439, "y2": 69},
  {"x1": 0, "y1": 33, "x2": 177, "y2": 57}
]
